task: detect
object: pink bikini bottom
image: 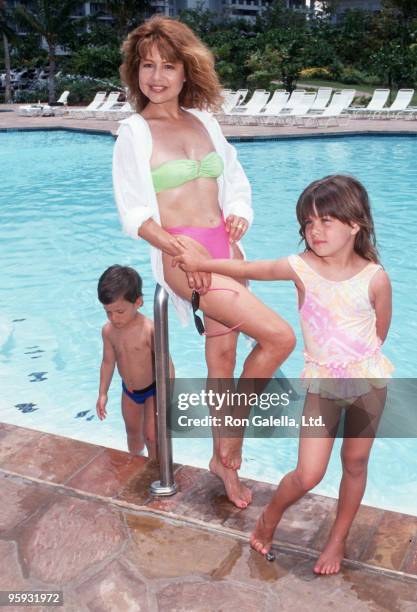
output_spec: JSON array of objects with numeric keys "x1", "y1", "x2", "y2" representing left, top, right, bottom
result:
[{"x1": 165, "y1": 219, "x2": 231, "y2": 259}]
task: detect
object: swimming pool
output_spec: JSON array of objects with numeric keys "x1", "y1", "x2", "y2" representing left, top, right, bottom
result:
[{"x1": 1, "y1": 129, "x2": 416, "y2": 515}]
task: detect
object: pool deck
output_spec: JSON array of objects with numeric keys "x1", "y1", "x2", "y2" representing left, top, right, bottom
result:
[
  {"x1": 1, "y1": 422, "x2": 417, "y2": 611},
  {"x1": 1, "y1": 103, "x2": 417, "y2": 139},
  {"x1": 2, "y1": 105, "x2": 417, "y2": 610}
]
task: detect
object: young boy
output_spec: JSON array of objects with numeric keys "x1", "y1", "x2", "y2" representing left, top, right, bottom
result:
[{"x1": 96, "y1": 265, "x2": 157, "y2": 458}]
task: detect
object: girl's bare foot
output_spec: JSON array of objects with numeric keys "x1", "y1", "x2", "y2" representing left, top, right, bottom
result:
[
  {"x1": 250, "y1": 510, "x2": 278, "y2": 556},
  {"x1": 313, "y1": 536, "x2": 345, "y2": 575},
  {"x1": 219, "y1": 436, "x2": 243, "y2": 470},
  {"x1": 209, "y1": 456, "x2": 252, "y2": 508}
]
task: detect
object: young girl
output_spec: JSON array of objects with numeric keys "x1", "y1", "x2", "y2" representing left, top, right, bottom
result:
[{"x1": 173, "y1": 174, "x2": 394, "y2": 575}]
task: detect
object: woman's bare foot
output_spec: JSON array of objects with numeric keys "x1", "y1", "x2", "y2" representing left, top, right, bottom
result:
[
  {"x1": 313, "y1": 536, "x2": 345, "y2": 575},
  {"x1": 219, "y1": 436, "x2": 243, "y2": 470},
  {"x1": 250, "y1": 509, "x2": 278, "y2": 556},
  {"x1": 209, "y1": 456, "x2": 252, "y2": 508}
]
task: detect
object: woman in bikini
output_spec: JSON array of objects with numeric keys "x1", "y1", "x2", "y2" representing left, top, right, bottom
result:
[{"x1": 113, "y1": 15, "x2": 295, "y2": 508}]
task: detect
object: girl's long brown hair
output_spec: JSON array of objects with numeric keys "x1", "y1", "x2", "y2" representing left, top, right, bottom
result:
[
  {"x1": 296, "y1": 175, "x2": 379, "y2": 263},
  {"x1": 120, "y1": 16, "x2": 223, "y2": 113}
]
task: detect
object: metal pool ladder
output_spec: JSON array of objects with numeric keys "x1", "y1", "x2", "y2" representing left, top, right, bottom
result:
[{"x1": 150, "y1": 284, "x2": 177, "y2": 496}]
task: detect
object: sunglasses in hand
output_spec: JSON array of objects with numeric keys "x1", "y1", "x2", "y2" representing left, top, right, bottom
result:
[{"x1": 191, "y1": 288, "x2": 244, "y2": 337}]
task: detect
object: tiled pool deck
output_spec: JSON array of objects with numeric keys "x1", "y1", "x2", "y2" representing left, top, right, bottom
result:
[
  {"x1": 2, "y1": 105, "x2": 417, "y2": 610},
  {"x1": 1, "y1": 423, "x2": 417, "y2": 611}
]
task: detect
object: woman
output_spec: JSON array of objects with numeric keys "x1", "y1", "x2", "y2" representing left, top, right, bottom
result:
[{"x1": 113, "y1": 16, "x2": 295, "y2": 508}]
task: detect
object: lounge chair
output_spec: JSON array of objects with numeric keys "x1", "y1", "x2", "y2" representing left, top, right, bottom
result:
[
  {"x1": 18, "y1": 89, "x2": 70, "y2": 117},
  {"x1": 349, "y1": 89, "x2": 390, "y2": 118},
  {"x1": 225, "y1": 90, "x2": 270, "y2": 124},
  {"x1": 17, "y1": 103, "x2": 44, "y2": 117},
  {"x1": 85, "y1": 91, "x2": 122, "y2": 118},
  {"x1": 68, "y1": 91, "x2": 107, "y2": 118},
  {"x1": 296, "y1": 90, "x2": 355, "y2": 127},
  {"x1": 284, "y1": 90, "x2": 306, "y2": 111},
  {"x1": 309, "y1": 88, "x2": 332, "y2": 113},
  {"x1": 49, "y1": 90, "x2": 70, "y2": 106},
  {"x1": 234, "y1": 88, "x2": 249, "y2": 107},
  {"x1": 276, "y1": 92, "x2": 317, "y2": 125},
  {"x1": 374, "y1": 89, "x2": 415, "y2": 118},
  {"x1": 99, "y1": 101, "x2": 134, "y2": 120},
  {"x1": 228, "y1": 89, "x2": 266, "y2": 113},
  {"x1": 258, "y1": 90, "x2": 289, "y2": 124},
  {"x1": 222, "y1": 90, "x2": 247, "y2": 113}
]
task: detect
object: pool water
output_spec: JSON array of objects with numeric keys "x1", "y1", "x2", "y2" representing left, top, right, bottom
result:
[{"x1": 1, "y1": 130, "x2": 416, "y2": 516}]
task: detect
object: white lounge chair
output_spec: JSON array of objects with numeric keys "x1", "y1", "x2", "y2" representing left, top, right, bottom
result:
[
  {"x1": 18, "y1": 103, "x2": 44, "y2": 117},
  {"x1": 100, "y1": 101, "x2": 134, "y2": 120},
  {"x1": 226, "y1": 90, "x2": 270, "y2": 124},
  {"x1": 68, "y1": 91, "x2": 107, "y2": 118},
  {"x1": 296, "y1": 91, "x2": 354, "y2": 127},
  {"x1": 258, "y1": 90, "x2": 289, "y2": 124},
  {"x1": 309, "y1": 88, "x2": 332, "y2": 113},
  {"x1": 349, "y1": 89, "x2": 390, "y2": 118},
  {"x1": 86, "y1": 91, "x2": 122, "y2": 118},
  {"x1": 284, "y1": 90, "x2": 306, "y2": 111},
  {"x1": 228, "y1": 89, "x2": 266, "y2": 113},
  {"x1": 222, "y1": 90, "x2": 247, "y2": 113},
  {"x1": 375, "y1": 89, "x2": 415, "y2": 118},
  {"x1": 47, "y1": 90, "x2": 70, "y2": 107},
  {"x1": 278, "y1": 92, "x2": 317, "y2": 125},
  {"x1": 235, "y1": 88, "x2": 249, "y2": 106}
]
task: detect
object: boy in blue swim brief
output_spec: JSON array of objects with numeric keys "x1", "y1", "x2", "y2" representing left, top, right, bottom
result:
[{"x1": 96, "y1": 265, "x2": 166, "y2": 458}]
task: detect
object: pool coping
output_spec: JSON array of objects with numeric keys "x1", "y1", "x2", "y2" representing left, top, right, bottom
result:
[
  {"x1": 3, "y1": 123, "x2": 417, "y2": 143},
  {"x1": 1, "y1": 421, "x2": 416, "y2": 584}
]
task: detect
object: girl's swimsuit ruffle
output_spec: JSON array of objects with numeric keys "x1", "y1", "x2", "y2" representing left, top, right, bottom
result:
[{"x1": 301, "y1": 349, "x2": 394, "y2": 400}]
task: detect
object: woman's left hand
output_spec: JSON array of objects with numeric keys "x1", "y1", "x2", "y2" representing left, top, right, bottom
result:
[{"x1": 225, "y1": 215, "x2": 249, "y2": 243}]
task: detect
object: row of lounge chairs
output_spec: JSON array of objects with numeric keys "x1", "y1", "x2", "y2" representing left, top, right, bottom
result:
[
  {"x1": 18, "y1": 90, "x2": 70, "y2": 116},
  {"x1": 221, "y1": 88, "x2": 417, "y2": 126}
]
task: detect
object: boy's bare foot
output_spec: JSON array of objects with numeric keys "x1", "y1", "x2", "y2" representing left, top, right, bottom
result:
[
  {"x1": 250, "y1": 510, "x2": 278, "y2": 556},
  {"x1": 219, "y1": 437, "x2": 243, "y2": 470},
  {"x1": 313, "y1": 536, "x2": 345, "y2": 575},
  {"x1": 209, "y1": 456, "x2": 252, "y2": 509}
]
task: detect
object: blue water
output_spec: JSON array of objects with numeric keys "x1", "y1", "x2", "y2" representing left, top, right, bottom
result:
[{"x1": 1, "y1": 130, "x2": 416, "y2": 515}]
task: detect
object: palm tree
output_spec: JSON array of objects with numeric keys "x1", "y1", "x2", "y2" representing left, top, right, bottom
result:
[
  {"x1": 0, "y1": 0, "x2": 15, "y2": 103},
  {"x1": 104, "y1": 0, "x2": 151, "y2": 39},
  {"x1": 15, "y1": 0, "x2": 81, "y2": 103}
]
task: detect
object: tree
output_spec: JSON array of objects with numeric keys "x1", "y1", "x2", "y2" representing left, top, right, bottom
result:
[
  {"x1": 0, "y1": 0, "x2": 15, "y2": 103},
  {"x1": 382, "y1": 0, "x2": 417, "y2": 23},
  {"x1": 15, "y1": 0, "x2": 81, "y2": 102},
  {"x1": 179, "y1": 3, "x2": 217, "y2": 37},
  {"x1": 104, "y1": 0, "x2": 150, "y2": 39},
  {"x1": 246, "y1": 41, "x2": 305, "y2": 92}
]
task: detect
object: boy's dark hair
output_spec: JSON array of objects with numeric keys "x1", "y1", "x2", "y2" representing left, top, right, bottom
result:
[{"x1": 98, "y1": 265, "x2": 143, "y2": 304}]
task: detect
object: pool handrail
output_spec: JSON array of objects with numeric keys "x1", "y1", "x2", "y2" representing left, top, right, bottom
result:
[{"x1": 150, "y1": 284, "x2": 177, "y2": 496}]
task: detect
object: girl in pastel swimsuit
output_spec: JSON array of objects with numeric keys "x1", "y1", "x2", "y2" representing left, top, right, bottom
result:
[{"x1": 174, "y1": 174, "x2": 394, "y2": 575}]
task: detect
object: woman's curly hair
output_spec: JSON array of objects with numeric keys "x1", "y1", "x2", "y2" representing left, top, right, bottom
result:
[{"x1": 120, "y1": 16, "x2": 223, "y2": 113}]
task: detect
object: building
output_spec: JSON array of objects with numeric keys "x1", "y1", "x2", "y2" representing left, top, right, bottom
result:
[
  {"x1": 5, "y1": 0, "x2": 309, "y2": 25},
  {"x1": 334, "y1": 0, "x2": 381, "y2": 14},
  {"x1": 307, "y1": 0, "x2": 382, "y2": 19}
]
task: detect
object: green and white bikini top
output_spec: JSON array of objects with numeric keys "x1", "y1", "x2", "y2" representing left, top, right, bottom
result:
[{"x1": 151, "y1": 151, "x2": 224, "y2": 194}]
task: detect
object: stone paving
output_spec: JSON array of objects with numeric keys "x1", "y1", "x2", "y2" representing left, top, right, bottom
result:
[
  {"x1": 0, "y1": 423, "x2": 417, "y2": 611},
  {"x1": 2, "y1": 106, "x2": 417, "y2": 610}
]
